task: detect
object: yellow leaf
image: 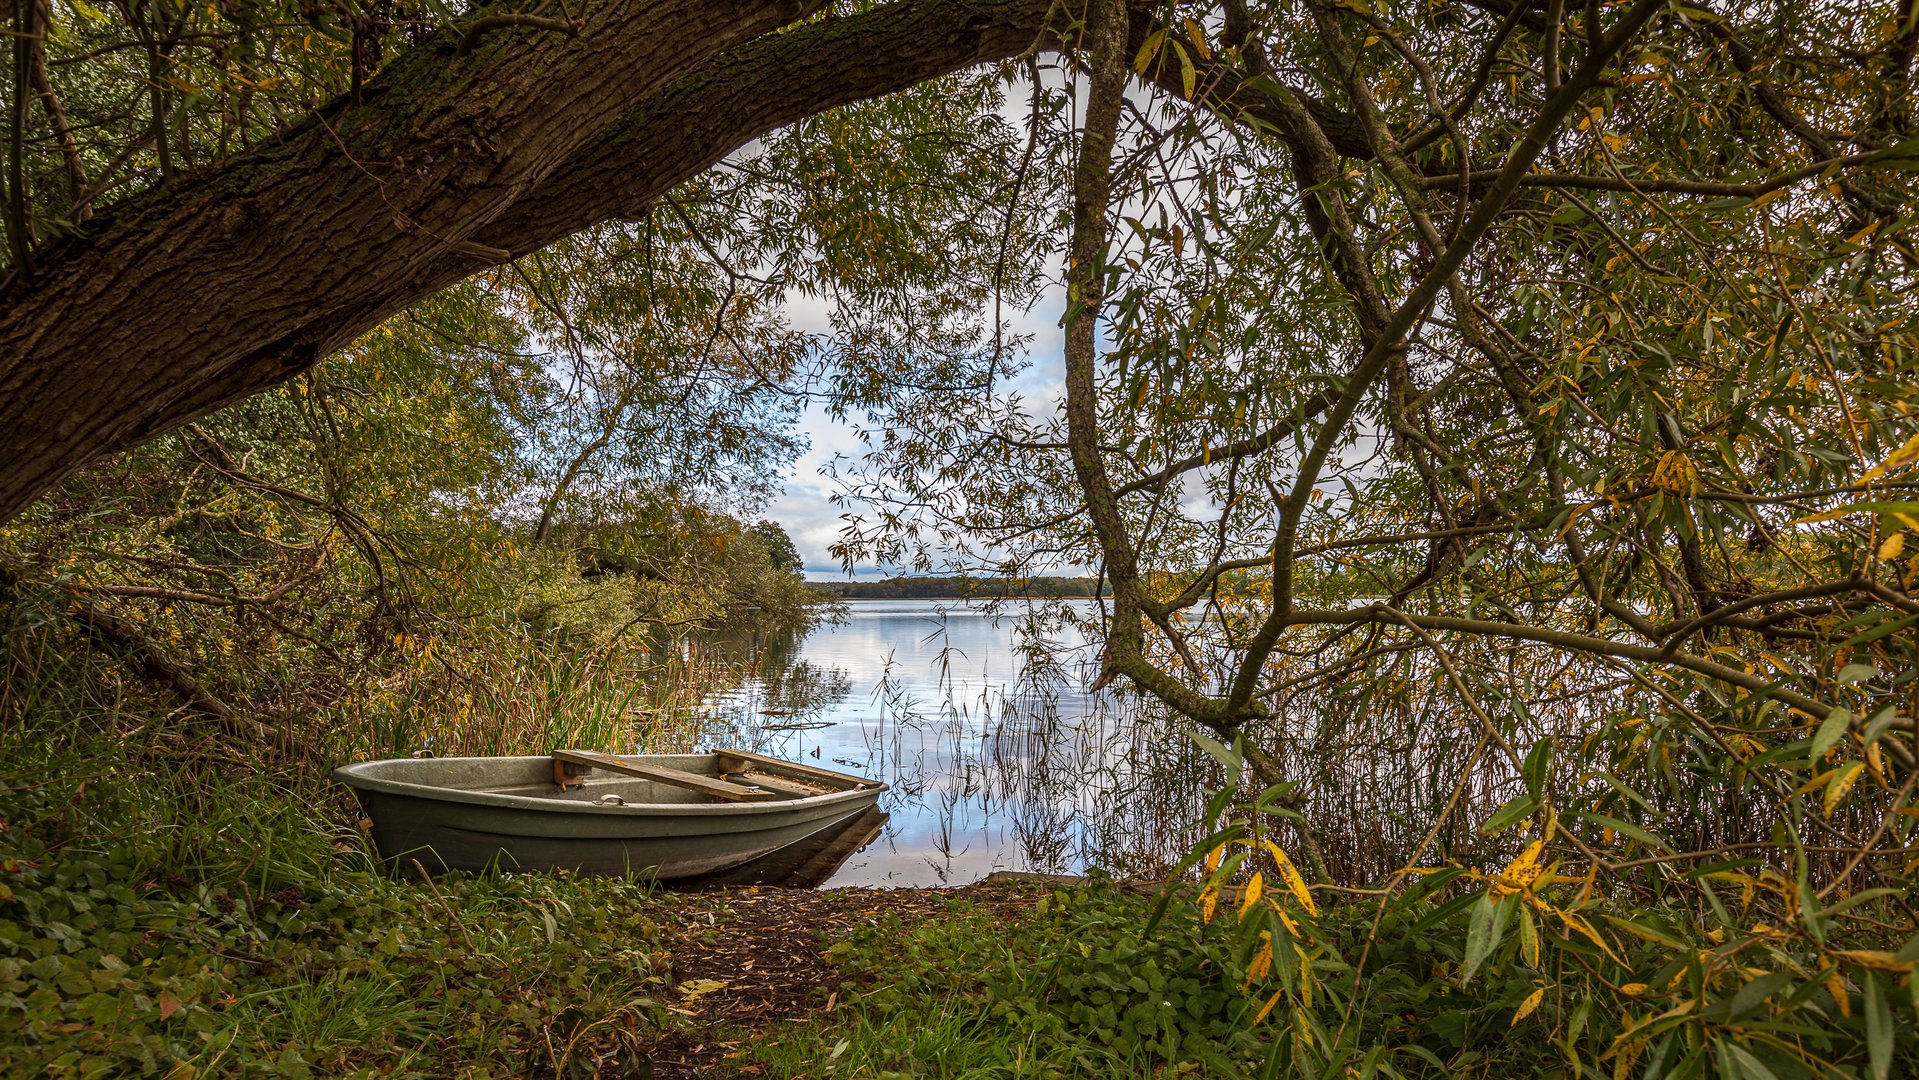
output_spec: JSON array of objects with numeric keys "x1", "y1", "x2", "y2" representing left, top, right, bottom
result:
[
  {"x1": 1613, "y1": 1039, "x2": 1643, "y2": 1080},
  {"x1": 1793, "y1": 504, "x2": 1865, "y2": 525},
  {"x1": 1492, "y1": 840, "x2": 1547, "y2": 898},
  {"x1": 1828, "y1": 969, "x2": 1852, "y2": 1017},
  {"x1": 1512, "y1": 987, "x2": 1547, "y2": 1025},
  {"x1": 1860, "y1": 432, "x2": 1919, "y2": 483},
  {"x1": 1243, "y1": 931, "x2": 1273, "y2": 988},
  {"x1": 1554, "y1": 907, "x2": 1625, "y2": 963},
  {"x1": 1239, "y1": 871, "x2": 1264, "y2": 919},
  {"x1": 1181, "y1": 17, "x2": 1211, "y2": 60},
  {"x1": 1266, "y1": 898, "x2": 1301, "y2": 938},
  {"x1": 1556, "y1": 500, "x2": 1602, "y2": 540},
  {"x1": 1796, "y1": 768, "x2": 1838, "y2": 796},
  {"x1": 1648, "y1": 450, "x2": 1703, "y2": 497},
  {"x1": 1836, "y1": 949, "x2": 1914, "y2": 973},
  {"x1": 1878, "y1": 531, "x2": 1907, "y2": 561},
  {"x1": 1824, "y1": 762, "x2": 1865, "y2": 817},
  {"x1": 1201, "y1": 882, "x2": 1220, "y2": 924},
  {"x1": 1620, "y1": 983, "x2": 1649, "y2": 996},
  {"x1": 1847, "y1": 219, "x2": 1884, "y2": 245},
  {"x1": 1133, "y1": 28, "x2": 1167, "y2": 75},
  {"x1": 1261, "y1": 841, "x2": 1318, "y2": 915},
  {"x1": 1253, "y1": 988, "x2": 1284, "y2": 1025}
]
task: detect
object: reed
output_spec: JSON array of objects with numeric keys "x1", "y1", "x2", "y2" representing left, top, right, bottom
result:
[{"x1": 314, "y1": 625, "x2": 743, "y2": 762}]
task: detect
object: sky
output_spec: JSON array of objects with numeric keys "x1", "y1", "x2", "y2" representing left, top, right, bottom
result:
[
  {"x1": 764, "y1": 285, "x2": 1068, "y2": 581},
  {"x1": 751, "y1": 67, "x2": 1243, "y2": 581},
  {"x1": 754, "y1": 69, "x2": 1081, "y2": 582}
]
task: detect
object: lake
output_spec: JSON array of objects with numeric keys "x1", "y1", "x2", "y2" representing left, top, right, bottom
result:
[{"x1": 693, "y1": 598, "x2": 1214, "y2": 887}]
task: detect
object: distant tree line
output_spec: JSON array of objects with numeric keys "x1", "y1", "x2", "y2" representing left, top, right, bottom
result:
[{"x1": 810, "y1": 576, "x2": 1104, "y2": 600}]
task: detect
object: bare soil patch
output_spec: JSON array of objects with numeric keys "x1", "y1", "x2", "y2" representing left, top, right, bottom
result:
[{"x1": 643, "y1": 882, "x2": 1043, "y2": 1078}]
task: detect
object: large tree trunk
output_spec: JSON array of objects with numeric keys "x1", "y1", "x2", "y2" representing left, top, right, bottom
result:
[{"x1": 0, "y1": 0, "x2": 1066, "y2": 522}]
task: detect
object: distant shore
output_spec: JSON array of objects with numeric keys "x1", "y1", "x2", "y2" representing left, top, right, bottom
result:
[{"x1": 806, "y1": 575, "x2": 1104, "y2": 600}]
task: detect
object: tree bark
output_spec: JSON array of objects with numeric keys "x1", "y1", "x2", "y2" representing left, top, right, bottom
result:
[{"x1": 0, "y1": 0, "x2": 1076, "y2": 522}]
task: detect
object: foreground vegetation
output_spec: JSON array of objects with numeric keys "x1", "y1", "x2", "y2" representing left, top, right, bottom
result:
[
  {"x1": 0, "y1": 725, "x2": 674, "y2": 1078},
  {"x1": 13, "y1": 691, "x2": 1912, "y2": 1080},
  {"x1": 754, "y1": 869, "x2": 1919, "y2": 1079},
  {"x1": 4, "y1": 609, "x2": 1917, "y2": 1078}
]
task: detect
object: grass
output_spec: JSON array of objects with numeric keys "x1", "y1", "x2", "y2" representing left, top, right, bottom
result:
[
  {"x1": 8, "y1": 700, "x2": 1919, "y2": 1079},
  {"x1": 4, "y1": 605, "x2": 1916, "y2": 1079},
  {"x1": 727, "y1": 874, "x2": 1919, "y2": 1080},
  {"x1": 0, "y1": 721, "x2": 675, "y2": 1079},
  {"x1": 735, "y1": 887, "x2": 1269, "y2": 1080},
  {"x1": 318, "y1": 625, "x2": 728, "y2": 762},
  {"x1": 0, "y1": 581, "x2": 788, "y2": 1077}
]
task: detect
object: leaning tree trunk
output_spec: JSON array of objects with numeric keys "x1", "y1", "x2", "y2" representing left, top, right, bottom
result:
[{"x1": 0, "y1": 0, "x2": 1071, "y2": 522}]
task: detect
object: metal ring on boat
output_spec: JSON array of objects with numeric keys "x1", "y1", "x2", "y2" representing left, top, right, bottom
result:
[{"x1": 596, "y1": 793, "x2": 626, "y2": 806}]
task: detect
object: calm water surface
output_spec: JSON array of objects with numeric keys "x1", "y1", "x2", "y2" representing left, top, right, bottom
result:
[{"x1": 695, "y1": 599, "x2": 1209, "y2": 887}]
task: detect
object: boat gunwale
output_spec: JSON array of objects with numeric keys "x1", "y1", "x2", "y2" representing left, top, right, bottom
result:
[{"x1": 332, "y1": 754, "x2": 886, "y2": 817}]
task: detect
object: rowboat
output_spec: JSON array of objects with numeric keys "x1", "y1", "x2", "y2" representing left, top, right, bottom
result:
[{"x1": 332, "y1": 748, "x2": 886, "y2": 881}]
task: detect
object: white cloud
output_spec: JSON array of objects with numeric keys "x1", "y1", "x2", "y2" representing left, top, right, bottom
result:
[{"x1": 768, "y1": 282, "x2": 1071, "y2": 579}]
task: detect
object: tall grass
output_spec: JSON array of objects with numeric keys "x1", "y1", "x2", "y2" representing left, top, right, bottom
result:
[
  {"x1": 0, "y1": 603, "x2": 676, "y2": 1078},
  {"x1": 317, "y1": 625, "x2": 736, "y2": 761}
]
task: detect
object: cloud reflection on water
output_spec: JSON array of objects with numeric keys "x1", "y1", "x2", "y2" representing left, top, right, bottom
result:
[{"x1": 693, "y1": 599, "x2": 1216, "y2": 887}]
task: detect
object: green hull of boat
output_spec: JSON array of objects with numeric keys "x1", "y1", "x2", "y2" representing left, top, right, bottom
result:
[{"x1": 332, "y1": 753, "x2": 885, "y2": 880}]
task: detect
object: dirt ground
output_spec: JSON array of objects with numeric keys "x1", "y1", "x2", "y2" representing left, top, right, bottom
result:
[{"x1": 639, "y1": 881, "x2": 1046, "y2": 1079}]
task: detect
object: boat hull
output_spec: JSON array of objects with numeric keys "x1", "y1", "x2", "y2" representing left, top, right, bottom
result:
[{"x1": 333, "y1": 754, "x2": 884, "y2": 880}]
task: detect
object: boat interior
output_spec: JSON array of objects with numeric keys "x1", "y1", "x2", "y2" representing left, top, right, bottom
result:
[{"x1": 354, "y1": 750, "x2": 869, "y2": 805}]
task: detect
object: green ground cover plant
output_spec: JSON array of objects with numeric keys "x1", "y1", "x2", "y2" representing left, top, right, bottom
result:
[
  {"x1": 0, "y1": 728, "x2": 671, "y2": 1079},
  {"x1": 750, "y1": 871, "x2": 1919, "y2": 1080}
]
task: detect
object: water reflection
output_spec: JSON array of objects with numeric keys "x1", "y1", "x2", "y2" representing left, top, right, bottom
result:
[{"x1": 692, "y1": 599, "x2": 1217, "y2": 887}]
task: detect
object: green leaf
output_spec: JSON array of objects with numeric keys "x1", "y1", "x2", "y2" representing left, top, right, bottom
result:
[
  {"x1": 1821, "y1": 888, "x2": 1902, "y2": 919},
  {"x1": 1798, "y1": 876, "x2": 1827, "y2": 945},
  {"x1": 1810, "y1": 708, "x2": 1852, "y2": 761},
  {"x1": 1599, "y1": 913, "x2": 1687, "y2": 949},
  {"x1": 1726, "y1": 971, "x2": 1792, "y2": 1020},
  {"x1": 1718, "y1": 1038, "x2": 1782, "y2": 1080},
  {"x1": 1461, "y1": 894, "x2": 1505, "y2": 985},
  {"x1": 1571, "y1": 809, "x2": 1672, "y2": 852},
  {"x1": 1847, "y1": 611, "x2": 1919, "y2": 646},
  {"x1": 1188, "y1": 729, "x2": 1242, "y2": 787},
  {"x1": 1521, "y1": 738, "x2": 1554, "y2": 799},
  {"x1": 1516, "y1": 902, "x2": 1539, "y2": 967},
  {"x1": 1865, "y1": 972, "x2": 1893, "y2": 1080},
  {"x1": 1671, "y1": 2, "x2": 1727, "y2": 22},
  {"x1": 1894, "y1": 932, "x2": 1919, "y2": 965},
  {"x1": 1861, "y1": 134, "x2": 1919, "y2": 168},
  {"x1": 1837, "y1": 663, "x2": 1877, "y2": 685},
  {"x1": 1482, "y1": 794, "x2": 1539, "y2": 835}
]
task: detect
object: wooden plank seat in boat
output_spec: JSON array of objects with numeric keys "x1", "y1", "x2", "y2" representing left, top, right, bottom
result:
[
  {"x1": 714, "y1": 748, "x2": 882, "y2": 791},
  {"x1": 551, "y1": 748, "x2": 780, "y2": 802}
]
